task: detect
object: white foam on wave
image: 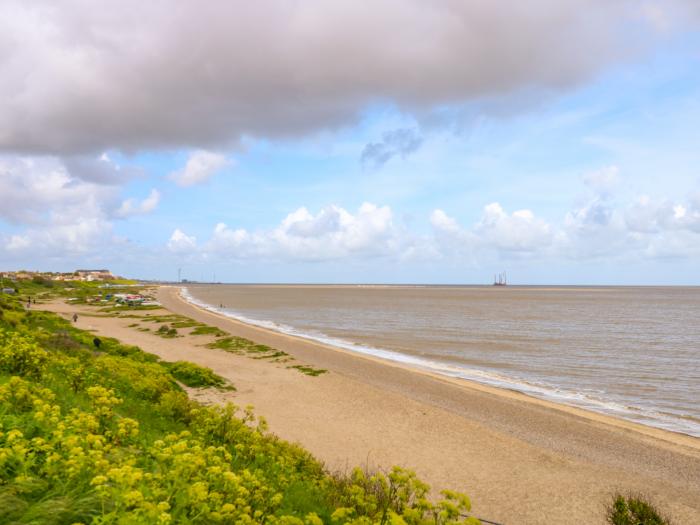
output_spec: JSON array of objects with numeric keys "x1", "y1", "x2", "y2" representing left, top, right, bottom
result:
[{"x1": 180, "y1": 287, "x2": 700, "y2": 437}]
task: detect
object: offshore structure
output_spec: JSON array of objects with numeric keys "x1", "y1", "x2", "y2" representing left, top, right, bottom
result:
[{"x1": 493, "y1": 271, "x2": 507, "y2": 286}]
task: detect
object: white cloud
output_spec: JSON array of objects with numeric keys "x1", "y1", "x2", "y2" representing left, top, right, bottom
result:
[
  {"x1": 625, "y1": 193, "x2": 700, "y2": 234},
  {"x1": 206, "y1": 203, "x2": 403, "y2": 261},
  {"x1": 186, "y1": 201, "x2": 558, "y2": 264},
  {"x1": 0, "y1": 156, "x2": 117, "y2": 225},
  {"x1": 429, "y1": 209, "x2": 477, "y2": 260},
  {"x1": 0, "y1": 155, "x2": 120, "y2": 257},
  {"x1": 430, "y1": 209, "x2": 460, "y2": 234},
  {"x1": 117, "y1": 188, "x2": 160, "y2": 217},
  {"x1": 0, "y1": 154, "x2": 153, "y2": 260},
  {"x1": 430, "y1": 185, "x2": 700, "y2": 263},
  {"x1": 167, "y1": 229, "x2": 197, "y2": 254},
  {"x1": 430, "y1": 204, "x2": 556, "y2": 262},
  {"x1": 169, "y1": 151, "x2": 228, "y2": 187},
  {"x1": 565, "y1": 199, "x2": 617, "y2": 232},
  {"x1": 562, "y1": 188, "x2": 700, "y2": 259},
  {"x1": 5, "y1": 216, "x2": 112, "y2": 257},
  {"x1": 161, "y1": 192, "x2": 700, "y2": 267},
  {"x1": 563, "y1": 200, "x2": 630, "y2": 258},
  {"x1": 475, "y1": 203, "x2": 554, "y2": 252},
  {"x1": 1, "y1": 1, "x2": 694, "y2": 153}
]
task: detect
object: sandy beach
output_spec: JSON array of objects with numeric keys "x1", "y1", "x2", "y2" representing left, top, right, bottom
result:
[{"x1": 43, "y1": 286, "x2": 700, "y2": 525}]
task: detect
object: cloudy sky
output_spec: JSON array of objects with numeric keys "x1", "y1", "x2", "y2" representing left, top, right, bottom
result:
[{"x1": 1, "y1": 1, "x2": 700, "y2": 284}]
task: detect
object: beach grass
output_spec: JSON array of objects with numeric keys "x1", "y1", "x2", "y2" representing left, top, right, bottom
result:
[
  {"x1": 190, "y1": 324, "x2": 227, "y2": 337},
  {"x1": 607, "y1": 494, "x2": 672, "y2": 525},
  {"x1": 155, "y1": 324, "x2": 179, "y2": 338},
  {"x1": 289, "y1": 364, "x2": 328, "y2": 377}
]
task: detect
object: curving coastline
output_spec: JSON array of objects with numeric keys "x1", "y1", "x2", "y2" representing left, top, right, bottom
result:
[{"x1": 180, "y1": 286, "x2": 700, "y2": 438}]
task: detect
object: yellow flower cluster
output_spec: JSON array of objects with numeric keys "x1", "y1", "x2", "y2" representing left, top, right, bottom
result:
[{"x1": 0, "y1": 329, "x2": 49, "y2": 377}]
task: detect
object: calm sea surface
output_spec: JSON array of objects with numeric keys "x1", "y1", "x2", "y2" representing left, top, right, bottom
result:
[{"x1": 184, "y1": 285, "x2": 700, "y2": 436}]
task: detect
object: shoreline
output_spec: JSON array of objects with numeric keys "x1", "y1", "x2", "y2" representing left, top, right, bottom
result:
[
  {"x1": 177, "y1": 285, "x2": 700, "y2": 449},
  {"x1": 43, "y1": 287, "x2": 700, "y2": 524}
]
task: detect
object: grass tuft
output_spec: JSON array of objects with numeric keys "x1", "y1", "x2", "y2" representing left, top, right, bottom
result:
[
  {"x1": 190, "y1": 324, "x2": 227, "y2": 337},
  {"x1": 155, "y1": 324, "x2": 178, "y2": 338},
  {"x1": 607, "y1": 494, "x2": 673, "y2": 525},
  {"x1": 289, "y1": 364, "x2": 328, "y2": 377}
]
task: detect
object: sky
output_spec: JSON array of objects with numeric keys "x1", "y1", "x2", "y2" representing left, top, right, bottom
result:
[{"x1": 1, "y1": 1, "x2": 700, "y2": 284}]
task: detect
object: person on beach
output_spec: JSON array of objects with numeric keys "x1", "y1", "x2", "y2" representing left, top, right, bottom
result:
[
  {"x1": 93, "y1": 337, "x2": 102, "y2": 349},
  {"x1": 72, "y1": 313, "x2": 78, "y2": 323}
]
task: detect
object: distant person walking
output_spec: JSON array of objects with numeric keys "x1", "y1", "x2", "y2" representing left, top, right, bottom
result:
[
  {"x1": 72, "y1": 313, "x2": 78, "y2": 323},
  {"x1": 93, "y1": 337, "x2": 102, "y2": 350}
]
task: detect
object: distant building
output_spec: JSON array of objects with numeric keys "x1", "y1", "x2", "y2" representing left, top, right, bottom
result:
[
  {"x1": 0, "y1": 269, "x2": 118, "y2": 283},
  {"x1": 75, "y1": 269, "x2": 115, "y2": 281}
]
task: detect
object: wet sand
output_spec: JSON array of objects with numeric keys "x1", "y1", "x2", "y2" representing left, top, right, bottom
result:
[{"x1": 43, "y1": 287, "x2": 700, "y2": 524}]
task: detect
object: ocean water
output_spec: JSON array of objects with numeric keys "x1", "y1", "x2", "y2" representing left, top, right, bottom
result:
[{"x1": 183, "y1": 285, "x2": 700, "y2": 437}]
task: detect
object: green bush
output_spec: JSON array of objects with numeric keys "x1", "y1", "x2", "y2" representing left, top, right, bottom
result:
[
  {"x1": 156, "y1": 324, "x2": 178, "y2": 338},
  {"x1": 94, "y1": 355, "x2": 176, "y2": 402},
  {"x1": 157, "y1": 390, "x2": 197, "y2": 423},
  {"x1": 166, "y1": 360, "x2": 230, "y2": 389},
  {"x1": 607, "y1": 494, "x2": 672, "y2": 525},
  {"x1": 0, "y1": 329, "x2": 49, "y2": 377}
]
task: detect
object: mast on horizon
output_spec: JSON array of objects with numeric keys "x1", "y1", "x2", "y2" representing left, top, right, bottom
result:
[{"x1": 493, "y1": 271, "x2": 507, "y2": 286}]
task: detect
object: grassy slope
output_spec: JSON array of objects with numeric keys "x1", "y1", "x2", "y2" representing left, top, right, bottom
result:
[{"x1": 0, "y1": 282, "x2": 481, "y2": 525}]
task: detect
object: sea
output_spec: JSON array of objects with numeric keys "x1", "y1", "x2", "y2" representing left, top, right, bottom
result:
[{"x1": 182, "y1": 284, "x2": 700, "y2": 437}]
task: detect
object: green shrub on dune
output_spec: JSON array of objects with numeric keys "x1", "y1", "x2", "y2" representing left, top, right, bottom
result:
[
  {"x1": 607, "y1": 494, "x2": 672, "y2": 525},
  {"x1": 156, "y1": 324, "x2": 178, "y2": 338},
  {"x1": 165, "y1": 360, "x2": 230, "y2": 389},
  {"x1": 0, "y1": 329, "x2": 49, "y2": 377}
]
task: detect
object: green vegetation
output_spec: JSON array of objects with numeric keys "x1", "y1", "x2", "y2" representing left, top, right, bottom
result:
[
  {"x1": 607, "y1": 494, "x2": 672, "y2": 525},
  {"x1": 289, "y1": 365, "x2": 328, "y2": 377},
  {"x1": 207, "y1": 336, "x2": 324, "y2": 372},
  {"x1": 206, "y1": 336, "x2": 287, "y2": 359},
  {"x1": 130, "y1": 315, "x2": 225, "y2": 336},
  {"x1": 136, "y1": 315, "x2": 224, "y2": 336},
  {"x1": 165, "y1": 360, "x2": 231, "y2": 389},
  {"x1": 206, "y1": 335, "x2": 255, "y2": 353},
  {"x1": 190, "y1": 325, "x2": 227, "y2": 337},
  {"x1": 170, "y1": 320, "x2": 203, "y2": 329},
  {"x1": 139, "y1": 314, "x2": 190, "y2": 325},
  {"x1": 156, "y1": 324, "x2": 179, "y2": 338},
  {"x1": 0, "y1": 282, "x2": 483, "y2": 524},
  {"x1": 100, "y1": 304, "x2": 162, "y2": 312}
]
